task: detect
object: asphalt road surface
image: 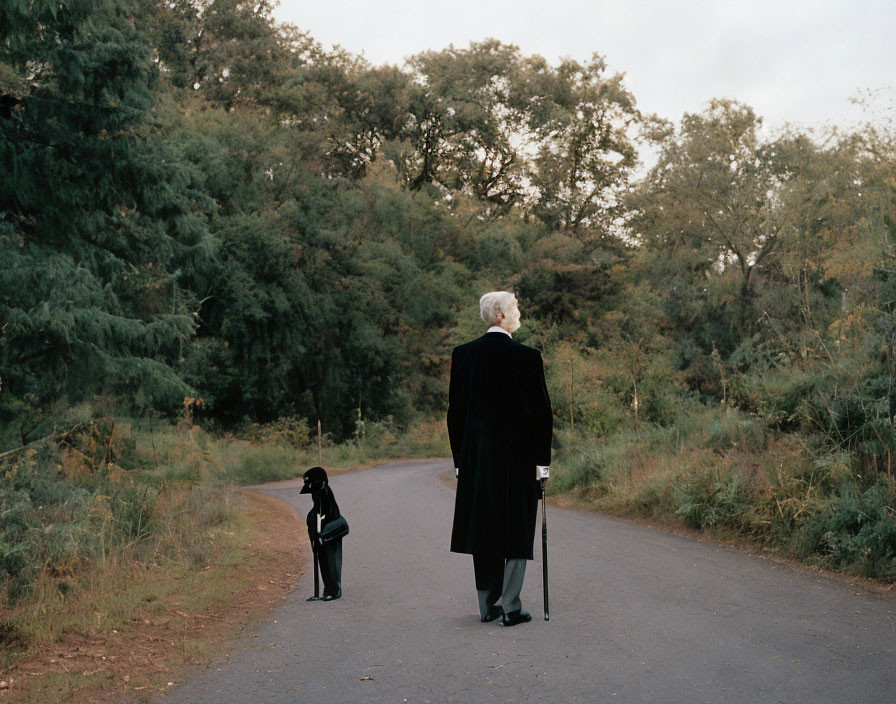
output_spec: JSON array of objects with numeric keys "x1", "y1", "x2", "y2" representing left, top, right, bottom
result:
[{"x1": 165, "y1": 460, "x2": 895, "y2": 703}]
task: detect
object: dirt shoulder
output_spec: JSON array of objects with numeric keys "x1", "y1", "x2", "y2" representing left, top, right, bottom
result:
[{"x1": 0, "y1": 490, "x2": 305, "y2": 703}]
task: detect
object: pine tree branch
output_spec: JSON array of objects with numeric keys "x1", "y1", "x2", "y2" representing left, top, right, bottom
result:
[{"x1": 0, "y1": 424, "x2": 83, "y2": 461}]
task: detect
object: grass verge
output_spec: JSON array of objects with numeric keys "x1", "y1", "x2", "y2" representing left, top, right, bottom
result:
[
  {"x1": 549, "y1": 407, "x2": 896, "y2": 583},
  {"x1": 0, "y1": 490, "x2": 303, "y2": 703}
]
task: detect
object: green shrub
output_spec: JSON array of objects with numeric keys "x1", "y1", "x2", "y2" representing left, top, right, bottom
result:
[
  {"x1": 674, "y1": 470, "x2": 750, "y2": 530},
  {"x1": 223, "y1": 444, "x2": 300, "y2": 486},
  {"x1": 704, "y1": 409, "x2": 767, "y2": 452},
  {"x1": 549, "y1": 444, "x2": 608, "y2": 494},
  {"x1": 731, "y1": 365, "x2": 819, "y2": 431},
  {"x1": 248, "y1": 417, "x2": 313, "y2": 449},
  {"x1": 108, "y1": 484, "x2": 158, "y2": 541},
  {"x1": 1, "y1": 453, "x2": 94, "y2": 593},
  {"x1": 576, "y1": 388, "x2": 631, "y2": 438},
  {"x1": 795, "y1": 483, "x2": 896, "y2": 579},
  {"x1": 628, "y1": 473, "x2": 677, "y2": 516}
]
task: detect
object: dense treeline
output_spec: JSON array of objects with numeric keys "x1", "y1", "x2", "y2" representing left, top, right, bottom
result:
[
  {"x1": 2, "y1": 0, "x2": 646, "y2": 441},
  {"x1": 2, "y1": 1, "x2": 896, "y2": 577}
]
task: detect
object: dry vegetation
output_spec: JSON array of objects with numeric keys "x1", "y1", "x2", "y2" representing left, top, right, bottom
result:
[
  {"x1": 551, "y1": 410, "x2": 896, "y2": 581},
  {"x1": 0, "y1": 414, "x2": 450, "y2": 701},
  {"x1": 0, "y1": 490, "x2": 302, "y2": 703}
]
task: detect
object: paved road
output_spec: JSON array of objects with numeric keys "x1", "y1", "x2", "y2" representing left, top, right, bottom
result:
[{"x1": 165, "y1": 460, "x2": 895, "y2": 703}]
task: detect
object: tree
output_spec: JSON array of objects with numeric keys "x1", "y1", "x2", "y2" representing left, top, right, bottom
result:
[
  {"x1": 140, "y1": 0, "x2": 302, "y2": 110},
  {"x1": 0, "y1": 0, "x2": 210, "y2": 444},
  {"x1": 403, "y1": 40, "x2": 530, "y2": 210},
  {"x1": 525, "y1": 54, "x2": 640, "y2": 234},
  {"x1": 629, "y1": 100, "x2": 781, "y2": 330}
]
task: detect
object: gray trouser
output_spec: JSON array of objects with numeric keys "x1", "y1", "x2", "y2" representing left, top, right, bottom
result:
[{"x1": 473, "y1": 554, "x2": 527, "y2": 617}]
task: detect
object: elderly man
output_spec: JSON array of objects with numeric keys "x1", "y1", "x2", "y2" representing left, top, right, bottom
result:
[{"x1": 448, "y1": 291, "x2": 553, "y2": 626}]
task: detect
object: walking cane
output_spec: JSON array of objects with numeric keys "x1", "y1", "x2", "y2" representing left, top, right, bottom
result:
[
  {"x1": 540, "y1": 478, "x2": 549, "y2": 621},
  {"x1": 307, "y1": 513, "x2": 322, "y2": 601},
  {"x1": 307, "y1": 548, "x2": 321, "y2": 601}
]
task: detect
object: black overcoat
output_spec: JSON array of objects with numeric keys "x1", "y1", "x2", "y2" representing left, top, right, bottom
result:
[
  {"x1": 305, "y1": 485, "x2": 342, "y2": 546},
  {"x1": 448, "y1": 332, "x2": 553, "y2": 560}
]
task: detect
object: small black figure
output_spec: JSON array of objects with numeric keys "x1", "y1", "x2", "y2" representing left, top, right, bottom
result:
[{"x1": 300, "y1": 466, "x2": 346, "y2": 601}]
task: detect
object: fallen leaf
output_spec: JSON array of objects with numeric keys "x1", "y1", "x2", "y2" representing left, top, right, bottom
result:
[{"x1": 360, "y1": 676, "x2": 374, "y2": 681}]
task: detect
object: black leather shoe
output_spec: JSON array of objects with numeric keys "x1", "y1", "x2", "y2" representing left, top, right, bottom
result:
[
  {"x1": 502, "y1": 610, "x2": 532, "y2": 627},
  {"x1": 323, "y1": 591, "x2": 341, "y2": 601},
  {"x1": 481, "y1": 605, "x2": 503, "y2": 623}
]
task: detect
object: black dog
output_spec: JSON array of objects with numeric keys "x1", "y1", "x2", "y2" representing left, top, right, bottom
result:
[{"x1": 300, "y1": 466, "x2": 347, "y2": 601}]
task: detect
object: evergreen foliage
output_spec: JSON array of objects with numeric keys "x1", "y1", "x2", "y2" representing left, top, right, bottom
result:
[{"x1": 1, "y1": 0, "x2": 210, "y2": 444}]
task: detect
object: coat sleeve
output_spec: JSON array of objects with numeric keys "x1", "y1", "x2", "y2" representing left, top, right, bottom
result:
[
  {"x1": 321, "y1": 486, "x2": 341, "y2": 522},
  {"x1": 447, "y1": 347, "x2": 465, "y2": 468},
  {"x1": 524, "y1": 350, "x2": 553, "y2": 467},
  {"x1": 306, "y1": 509, "x2": 318, "y2": 542}
]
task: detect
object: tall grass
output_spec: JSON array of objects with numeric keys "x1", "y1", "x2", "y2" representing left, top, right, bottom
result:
[
  {"x1": 550, "y1": 404, "x2": 896, "y2": 580},
  {"x1": 219, "y1": 416, "x2": 450, "y2": 485},
  {"x1": 0, "y1": 420, "x2": 249, "y2": 658}
]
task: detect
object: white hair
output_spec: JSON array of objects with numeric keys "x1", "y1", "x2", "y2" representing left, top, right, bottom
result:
[{"x1": 479, "y1": 291, "x2": 517, "y2": 327}]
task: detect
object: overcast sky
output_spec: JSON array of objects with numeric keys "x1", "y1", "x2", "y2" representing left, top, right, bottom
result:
[{"x1": 273, "y1": 0, "x2": 893, "y2": 134}]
